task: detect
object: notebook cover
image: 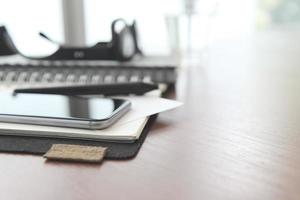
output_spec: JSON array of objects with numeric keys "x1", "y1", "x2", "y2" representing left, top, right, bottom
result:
[{"x1": 0, "y1": 115, "x2": 157, "y2": 159}]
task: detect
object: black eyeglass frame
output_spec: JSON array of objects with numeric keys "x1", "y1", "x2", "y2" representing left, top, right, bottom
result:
[{"x1": 0, "y1": 19, "x2": 142, "y2": 61}]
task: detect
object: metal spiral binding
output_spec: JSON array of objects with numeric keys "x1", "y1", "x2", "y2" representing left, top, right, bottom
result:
[{"x1": 0, "y1": 62, "x2": 176, "y2": 89}]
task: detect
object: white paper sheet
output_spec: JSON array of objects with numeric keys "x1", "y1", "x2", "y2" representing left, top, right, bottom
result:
[{"x1": 114, "y1": 95, "x2": 183, "y2": 126}]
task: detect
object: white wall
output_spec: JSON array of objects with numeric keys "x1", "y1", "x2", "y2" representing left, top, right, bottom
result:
[{"x1": 0, "y1": 0, "x2": 63, "y2": 56}]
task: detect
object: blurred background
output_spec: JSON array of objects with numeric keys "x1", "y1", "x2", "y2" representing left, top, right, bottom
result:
[{"x1": 0, "y1": 0, "x2": 299, "y2": 58}]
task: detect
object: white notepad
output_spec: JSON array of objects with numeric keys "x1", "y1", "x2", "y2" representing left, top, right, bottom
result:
[
  {"x1": 0, "y1": 117, "x2": 149, "y2": 142},
  {"x1": 0, "y1": 90, "x2": 182, "y2": 142}
]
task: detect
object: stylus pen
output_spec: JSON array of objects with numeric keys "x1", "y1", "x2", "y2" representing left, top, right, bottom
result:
[{"x1": 14, "y1": 82, "x2": 158, "y2": 96}]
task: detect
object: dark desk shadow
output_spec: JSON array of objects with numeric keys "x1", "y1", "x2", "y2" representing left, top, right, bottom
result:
[{"x1": 149, "y1": 120, "x2": 172, "y2": 134}]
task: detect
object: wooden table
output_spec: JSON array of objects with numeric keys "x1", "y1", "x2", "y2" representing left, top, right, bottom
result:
[{"x1": 1, "y1": 27, "x2": 300, "y2": 200}]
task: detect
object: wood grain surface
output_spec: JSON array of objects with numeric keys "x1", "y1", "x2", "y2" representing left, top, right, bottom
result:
[{"x1": 1, "y1": 28, "x2": 300, "y2": 200}]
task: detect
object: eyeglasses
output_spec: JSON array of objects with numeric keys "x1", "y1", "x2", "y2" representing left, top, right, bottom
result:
[{"x1": 0, "y1": 19, "x2": 142, "y2": 61}]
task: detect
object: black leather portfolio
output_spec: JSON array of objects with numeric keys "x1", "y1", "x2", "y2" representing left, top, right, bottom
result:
[{"x1": 0, "y1": 115, "x2": 157, "y2": 159}]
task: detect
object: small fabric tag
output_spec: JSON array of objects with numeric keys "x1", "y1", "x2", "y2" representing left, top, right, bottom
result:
[{"x1": 43, "y1": 144, "x2": 107, "y2": 163}]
